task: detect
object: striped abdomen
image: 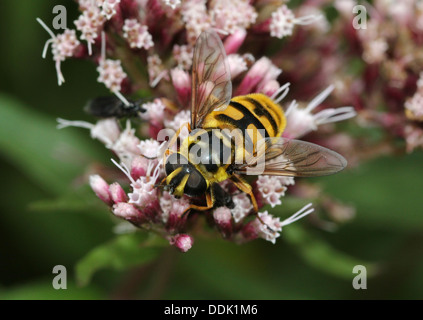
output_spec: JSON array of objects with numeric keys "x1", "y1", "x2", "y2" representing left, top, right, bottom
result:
[
  {"x1": 202, "y1": 93, "x2": 286, "y2": 163},
  {"x1": 202, "y1": 93, "x2": 286, "y2": 138}
]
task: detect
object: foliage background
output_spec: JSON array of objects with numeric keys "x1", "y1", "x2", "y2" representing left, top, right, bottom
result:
[{"x1": 0, "y1": 0, "x2": 422, "y2": 299}]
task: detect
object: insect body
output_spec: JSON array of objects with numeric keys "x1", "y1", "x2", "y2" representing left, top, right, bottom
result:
[
  {"x1": 163, "y1": 30, "x2": 347, "y2": 213},
  {"x1": 84, "y1": 96, "x2": 146, "y2": 118}
]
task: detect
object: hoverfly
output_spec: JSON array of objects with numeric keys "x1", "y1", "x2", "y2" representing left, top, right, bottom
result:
[
  {"x1": 84, "y1": 96, "x2": 146, "y2": 119},
  {"x1": 162, "y1": 30, "x2": 347, "y2": 213}
]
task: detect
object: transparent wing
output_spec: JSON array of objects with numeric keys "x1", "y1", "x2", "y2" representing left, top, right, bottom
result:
[
  {"x1": 191, "y1": 30, "x2": 232, "y2": 129},
  {"x1": 235, "y1": 137, "x2": 347, "y2": 177}
]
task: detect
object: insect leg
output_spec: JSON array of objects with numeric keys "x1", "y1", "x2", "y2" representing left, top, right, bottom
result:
[
  {"x1": 231, "y1": 174, "x2": 279, "y2": 232},
  {"x1": 181, "y1": 192, "x2": 214, "y2": 217},
  {"x1": 230, "y1": 174, "x2": 258, "y2": 212}
]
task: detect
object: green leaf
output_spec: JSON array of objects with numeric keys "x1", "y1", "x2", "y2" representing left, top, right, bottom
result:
[
  {"x1": 28, "y1": 185, "x2": 103, "y2": 214},
  {"x1": 318, "y1": 151, "x2": 423, "y2": 231},
  {"x1": 283, "y1": 223, "x2": 378, "y2": 279},
  {"x1": 0, "y1": 93, "x2": 105, "y2": 195},
  {"x1": 75, "y1": 232, "x2": 166, "y2": 286},
  {"x1": 0, "y1": 280, "x2": 105, "y2": 300}
]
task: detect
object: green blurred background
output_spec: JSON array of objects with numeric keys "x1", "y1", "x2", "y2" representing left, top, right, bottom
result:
[{"x1": 1, "y1": 0, "x2": 423, "y2": 300}]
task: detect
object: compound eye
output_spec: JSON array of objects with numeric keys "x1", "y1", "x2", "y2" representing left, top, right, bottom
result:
[
  {"x1": 165, "y1": 153, "x2": 188, "y2": 175},
  {"x1": 184, "y1": 169, "x2": 207, "y2": 196}
]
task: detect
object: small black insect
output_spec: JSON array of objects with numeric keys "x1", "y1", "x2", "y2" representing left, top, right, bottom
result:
[{"x1": 84, "y1": 96, "x2": 146, "y2": 119}]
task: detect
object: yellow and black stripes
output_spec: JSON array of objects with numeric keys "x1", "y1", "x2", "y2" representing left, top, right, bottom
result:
[
  {"x1": 165, "y1": 153, "x2": 209, "y2": 197},
  {"x1": 201, "y1": 93, "x2": 285, "y2": 162},
  {"x1": 233, "y1": 93, "x2": 286, "y2": 137},
  {"x1": 183, "y1": 129, "x2": 234, "y2": 182},
  {"x1": 203, "y1": 93, "x2": 285, "y2": 138},
  {"x1": 165, "y1": 93, "x2": 286, "y2": 202}
]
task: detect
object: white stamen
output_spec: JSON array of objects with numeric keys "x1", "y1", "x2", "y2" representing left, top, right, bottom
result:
[
  {"x1": 295, "y1": 14, "x2": 323, "y2": 26},
  {"x1": 146, "y1": 159, "x2": 154, "y2": 176},
  {"x1": 111, "y1": 158, "x2": 136, "y2": 185},
  {"x1": 36, "y1": 18, "x2": 56, "y2": 40},
  {"x1": 314, "y1": 106, "x2": 357, "y2": 125},
  {"x1": 56, "y1": 118, "x2": 94, "y2": 130},
  {"x1": 42, "y1": 39, "x2": 54, "y2": 59},
  {"x1": 285, "y1": 100, "x2": 298, "y2": 117},
  {"x1": 125, "y1": 119, "x2": 131, "y2": 131},
  {"x1": 305, "y1": 84, "x2": 335, "y2": 112},
  {"x1": 37, "y1": 18, "x2": 57, "y2": 62},
  {"x1": 152, "y1": 158, "x2": 163, "y2": 184},
  {"x1": 281, "y1": 203, "x2": 314, "y2": 227},
  {"x1": 88, "y1": 42, "x2": 93, "y2": 56},
  {"x1": 151, "y1": 70, "x2": 167, "y2": 88},
  {"x1": 101, "y1": 31, "x2": 106, "y2": 60},
  {"x1": 55, "y1": 60, "x2": 65, "y2": 86},
  {"x1": 113, "y1": 90, "x2": 131, "y2": 107},
  {"x1": 271, "y1": 82, "x2": 291, "y2": 103}
]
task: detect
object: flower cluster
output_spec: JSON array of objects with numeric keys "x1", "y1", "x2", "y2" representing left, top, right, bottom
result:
[
  {"x1": 353, "y1": 0, "x2": 423, "y2": 154},
  {"x1": 269, "y1": 4, "x2": 322, "y2": 39},
  {"x1": 36, "y1": 18, "x2": 81, "y2": 85},
  {"x1": 36, "y1": 0, "x2": 408, "y2": 253},
  {"x1": 122, "y1": 19, "x2": 154, "y2": 49},
  {"x1": 275, "y1": 0, "x2": 423, "y2": 157},
  {"x1": 97, "y1": 58, "x2": 127, "y2": 92}
]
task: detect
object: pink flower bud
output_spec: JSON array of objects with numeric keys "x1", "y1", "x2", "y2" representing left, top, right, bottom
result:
[
  {"x1": 166, "y1": 198, "x2": 190, "y2": 232},
  {"x1": 170, "y1": 68, "x2": 191, "y2": 106},
  {"x1": 259, "y1": 79, "x2": 280, "y2": 97},
  {"x1": 170, "y1": 234, "x2": 194, "y2": 253},
  {"x1": 112, "y1": 202, "x2": 146, "y2": 225},
  {"x1": 89, "y1": 175, "x2": 112, "y2": 205},
  {"x1": 227, "y1": 54, "x2": 248, "y2": 80},
  {"x1": 240, "y1": 221, "x2": 259, "y2": 242},
  {"x1": 130, "y1": 156, "x2": 149, "y2": 180},
  {"x1": 213, "y1": 207, "x2": 233, "y2": 238},
  {"x1": 236, "y1": 57, "x2": 281, "y2": 95},
  {"x1": 109, "y1": 182, "x2": 128, "y2": 203},
  {"x1": 223, "y1": 29, "x2": 246, "y2": 55}
]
